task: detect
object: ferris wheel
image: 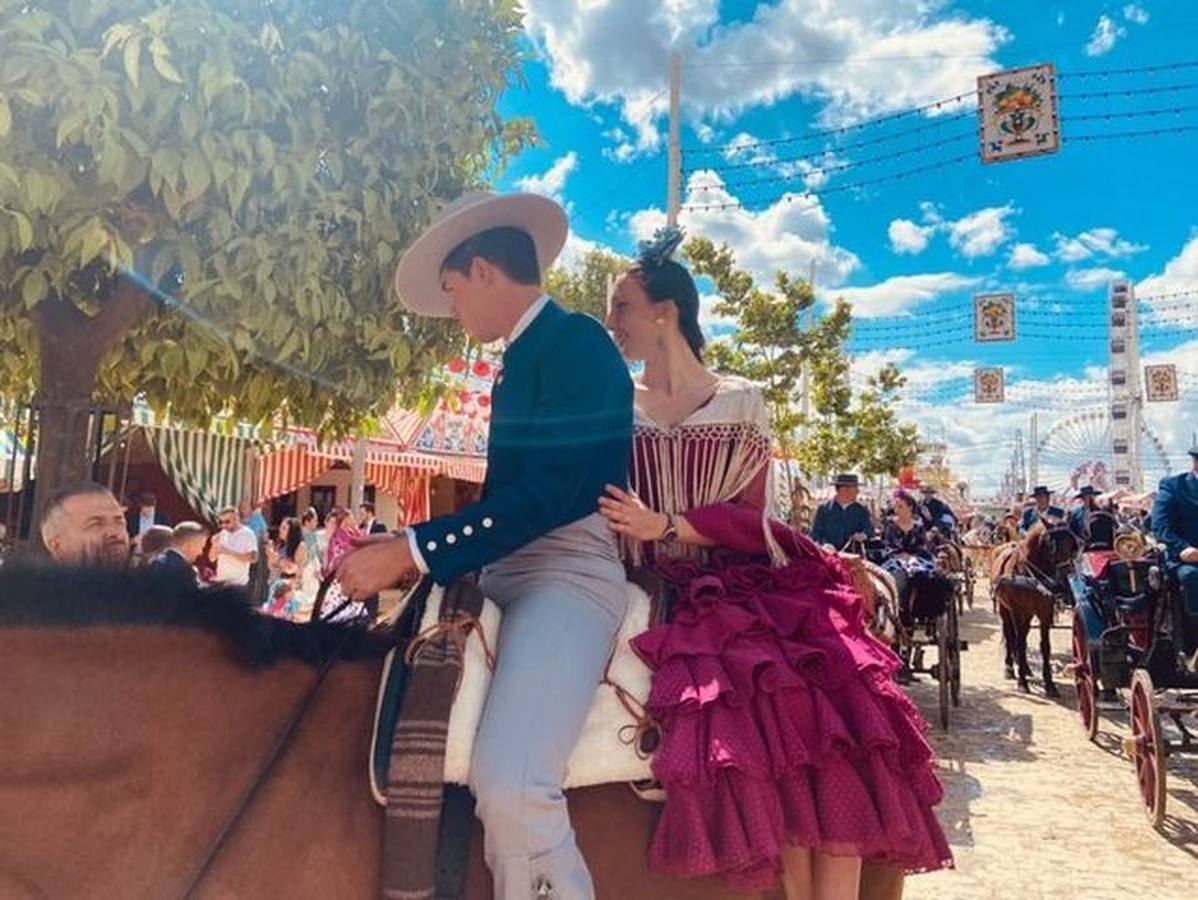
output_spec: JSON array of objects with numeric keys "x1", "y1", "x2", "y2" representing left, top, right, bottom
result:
[{"x1": 1036, "y1": 407, "x2": 1171, "y2": 494}]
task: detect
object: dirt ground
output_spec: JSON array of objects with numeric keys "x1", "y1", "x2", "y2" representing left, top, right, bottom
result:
[{"x1": 902, "y1": 582, "x2": 1198, "y2": 900}]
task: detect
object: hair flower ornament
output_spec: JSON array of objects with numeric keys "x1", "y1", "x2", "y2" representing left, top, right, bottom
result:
[{"x1": 637, "y1": 225, "x2": 685, "y2": 265}]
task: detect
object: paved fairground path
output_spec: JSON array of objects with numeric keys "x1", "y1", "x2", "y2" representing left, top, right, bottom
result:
[{"x1": 902, "y1": 578, "x2": 1198, "y2": 900}]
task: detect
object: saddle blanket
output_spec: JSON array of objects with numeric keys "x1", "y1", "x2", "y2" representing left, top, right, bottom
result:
[{"x1": 389, "y1": 581, "x2": 656, "y2": 791}]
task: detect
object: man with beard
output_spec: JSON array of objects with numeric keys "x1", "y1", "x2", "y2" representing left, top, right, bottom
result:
[{"x1": 39, "y1": 481, "x2": 131, "y2": 567}]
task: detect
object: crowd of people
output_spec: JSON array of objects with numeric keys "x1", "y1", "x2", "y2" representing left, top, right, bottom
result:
[{"x1": 30, "y1": 480, "x2": 400, "y2": 625}]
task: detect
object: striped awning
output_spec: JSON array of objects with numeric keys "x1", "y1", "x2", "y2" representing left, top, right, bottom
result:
[
  {"x1": 254, "y1": 446, "x2": 335, "y2": 503},
  {"x1": 253, "y1": 443, "x2": 439, "y2": 523},
  {"x1": 143, "y1": 427, "x2": 253, "y2": 522}
]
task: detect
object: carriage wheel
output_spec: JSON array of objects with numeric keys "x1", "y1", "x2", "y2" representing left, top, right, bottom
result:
[
  {"x1": 1071, "y1": 613, "x2": 1099, "y2": 741},
  {"x1": 1129, "y1": 669, "x2": 1167, "y2": 828},
  {"x1": 937, "y1": 617, "x2": 951, "y2": 730},
  {"x1": 948, "y1": 596, "x2": 962, "y2": 707}
]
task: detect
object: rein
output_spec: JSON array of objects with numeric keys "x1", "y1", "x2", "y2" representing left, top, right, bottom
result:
[{"x1": 175, "y1": 579, "x2": 357, "y2": 899}]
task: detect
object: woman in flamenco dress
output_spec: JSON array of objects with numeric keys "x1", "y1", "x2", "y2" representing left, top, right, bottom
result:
[{"x1": 597, "y1": 230, "x2": 952, "y2": 900}]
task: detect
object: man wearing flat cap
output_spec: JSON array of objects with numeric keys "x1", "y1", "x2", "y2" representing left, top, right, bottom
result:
[
  {"x1": 810, "y1": 473, "x2": 874, "y2": 551},
  {"x1": 1151, "y1": 445, "x2": 1198, "y2": 671},
  {"x1": 336, "y1": 192, "x2": 633, "y2": 898},
  {"x1": 1021, "y1": 485, "x2": 1065, "y2": 533}
]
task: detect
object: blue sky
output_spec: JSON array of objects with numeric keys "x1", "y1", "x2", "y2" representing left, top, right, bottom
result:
[{"x1": 493, "y1": 1, "x2": 1198, "y2": 494}]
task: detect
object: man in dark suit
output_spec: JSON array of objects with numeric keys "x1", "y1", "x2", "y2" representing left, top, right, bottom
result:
[
  {"x1": 810, "y1": 473, "x2": 874, "y2": 550},
  {"x1": 1021, "y1": 485, "x2": 1065, "y2": 533},
  {"x1": 358, "y1": 501, "x2": 388, "y2": 535},
  {"x1": 335, "y1": 191, "x2": 633, "y2": 897},
  {"x1": 125, "y1": 492, "x2": 171, "y2": 541},
  {"x1": 1152, "y1": 445, "x2": 1198, "y2": 670},
  {"x1": 919, "y1": 485, "x2": 958, "y2": 534}
]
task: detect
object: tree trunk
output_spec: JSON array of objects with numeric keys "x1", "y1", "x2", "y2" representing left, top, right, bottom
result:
[{"x1": 30, "y1": 283, "x2": 152, "y2": 529}]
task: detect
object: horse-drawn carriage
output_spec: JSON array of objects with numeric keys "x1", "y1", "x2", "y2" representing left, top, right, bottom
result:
[
  {"x1": 852, "y1": 538, "x2": 966, "y2": 730},
  {"x1": 1069, "y1": 530, "x2": 1198, "y2": 827}
]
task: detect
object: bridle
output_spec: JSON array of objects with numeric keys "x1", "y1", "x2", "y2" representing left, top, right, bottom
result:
[{"x1": 174, "y1": 578, "x2": 359, "y2": 899}]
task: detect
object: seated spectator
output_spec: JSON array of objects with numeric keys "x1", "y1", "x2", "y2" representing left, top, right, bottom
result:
[
  {"x1": 39, "y1": 482, "x2": 130, "y2": 567},
  {"x1": 264, "y1": 578, "x2": 300, "y2": 620}
]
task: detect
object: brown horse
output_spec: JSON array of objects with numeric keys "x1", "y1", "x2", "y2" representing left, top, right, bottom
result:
[
  {"x1": 0, "y1": 566, "x2": 907, "y2": 900},
  {"x1": 990, "y1": 522, "x2": 1080, "y2": 697}
]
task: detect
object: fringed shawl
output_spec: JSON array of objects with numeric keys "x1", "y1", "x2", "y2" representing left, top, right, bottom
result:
[{"x1": 626, "y1": 376, "x2": 785, "y2": 566}]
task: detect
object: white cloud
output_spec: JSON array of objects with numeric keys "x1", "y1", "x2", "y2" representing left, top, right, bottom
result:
[
  {"x1": 1138, "y1": 231, "x2": 1198, "y2": 302},
  {"x1": 1053, "y1": 227, "x2": 1147, "y2": 262},
  {"x1": 888, "y1": 218, "x2": 935, "y2": 255},
  {"x1": 1008, "y1": 242, "x2": 1051, "y2": 270},
  {"x1": 1085, "y1": 15, "x2": 1126, "y2": 56},
  {"x1": 835, "y1": 272, "x2": 981, "y2": 317},
  {"x1": 629, "y1": 169, "x2": 860, "y2": 288},
  {"x1": 514, "y1": 152, "x2": 579, "y2": 200},
  {"x1": 1124, "y1": 4, "x2": 1150, "y2": 25},
  {"x1": 947, "y1": 204, "x2": 1016, "y2": 259},
  {"x1": 523, "y1": 0, "x2": 1008, "y2": 153},
  {"x1": 1065, "y1": 266, "x2": 1126, "y2": 291}
]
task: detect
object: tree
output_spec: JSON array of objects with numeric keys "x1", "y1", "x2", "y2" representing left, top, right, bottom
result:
[
  {"x1": 684, "y1": 237, "x2": 920, "y2": 482},
  {"x1": 0, "y1": 0, "x2": 533, "y2": 513},
  {"x1": 543, "y1": 247, "x2": 629, "y2": 321}
]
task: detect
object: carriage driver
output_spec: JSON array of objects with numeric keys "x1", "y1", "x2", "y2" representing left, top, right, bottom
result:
[
  {"x1": 1021, "y1": 485, "x2": 1066, "y2": 533},
  {"x1": 336, "y1": 192, "x2": 634, "y2": 900},
  {"x1": 1151, "y1": 445, "x2": 1198, "y2": 671}
]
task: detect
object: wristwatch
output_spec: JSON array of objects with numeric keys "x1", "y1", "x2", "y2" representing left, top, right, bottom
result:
[{"x1": 659, "y1": 514, "x2": 679, "y2": 543}]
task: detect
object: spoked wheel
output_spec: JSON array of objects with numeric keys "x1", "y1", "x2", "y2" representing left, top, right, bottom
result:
[
  {"x1": 937, "y1": 616, "x2": 951, "y2": 730},
  {"x1": 1072, "y1": 613, "x2": 1099, "y2": 741},
  {"x1": 1129, "y1": 669, "x2": 1167, "y2": 828},
  {"x1": 948, "y1": 597, "x2": 962, "y2": 707}
]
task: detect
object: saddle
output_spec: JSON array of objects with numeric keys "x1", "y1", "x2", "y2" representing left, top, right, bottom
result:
[{"x1": 370, "y1": 579, "x2": 657, "y2": 799}]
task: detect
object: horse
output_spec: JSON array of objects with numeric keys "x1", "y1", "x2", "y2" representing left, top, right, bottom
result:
[
  {"x1": 0, "y1": 565, "x2": 907, "y2": 900},
  {"x1": 990, "y1": 521, "x2": 1080, "y2": 697}
]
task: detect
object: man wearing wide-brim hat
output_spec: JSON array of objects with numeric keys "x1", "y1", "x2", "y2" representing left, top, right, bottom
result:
[
  {"x1": 1069, "y1": 484, "x2": 1113, "y2": 548},
  {"x1": 337, "y1": 192, "x2": 634, "y2": 898},
  {"x1": 1151, "y1": 445, "x2": 1198, "y2": 670},
  {"x1": 1020, "y1": 485, "x2": 1065, "y2": 533},
  {"x1": 810, "y1": 473, "x2": 875, "y2": 551}
]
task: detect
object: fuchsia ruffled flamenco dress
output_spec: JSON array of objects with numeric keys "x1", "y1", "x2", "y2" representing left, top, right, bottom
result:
[
  {"x1": 631, "y1": 507, "x2": 953, "y2": 892},
  {"x1": 626, "y1": 377, "x2": 952, "y2": 892}
]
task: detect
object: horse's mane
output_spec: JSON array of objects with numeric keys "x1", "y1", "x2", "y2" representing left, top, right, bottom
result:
[{"x1": 0, "y1": 564, "x2": 389, "y2": 668}]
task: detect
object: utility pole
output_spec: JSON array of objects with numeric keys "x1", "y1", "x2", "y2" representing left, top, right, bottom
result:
[{"x1": 666, "y1": 50, "x2": 683, "y2": 227}]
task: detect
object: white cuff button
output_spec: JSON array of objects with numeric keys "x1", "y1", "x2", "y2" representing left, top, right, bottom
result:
[
  {"x1": 482, "y1": 517, "x2": 494, "y2": 529},
  {"x1": 426, "y1": 541, "x2": 438, "y2": 553},
  {"x1": 462, "y1": 525, "x2": 474, "y2": 536},
  {"x1": 446, "y1": 533, "x2": 457, "y2": 545}
]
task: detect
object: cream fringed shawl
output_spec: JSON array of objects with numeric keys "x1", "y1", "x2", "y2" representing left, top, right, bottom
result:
[{"x1": 626, "y1": 375, "x2": 785, "y2": 566}]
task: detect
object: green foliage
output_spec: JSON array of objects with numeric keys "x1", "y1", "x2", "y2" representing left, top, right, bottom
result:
[
  {"x1": 0, "y1": 0, "x2": 533, "y2": 429},
  {"x1": 685, "y1": 237, "x2": 920, "y2": 479},
  {"x1": 544, "y1": 247, "x2": 630, "y2": 321}
]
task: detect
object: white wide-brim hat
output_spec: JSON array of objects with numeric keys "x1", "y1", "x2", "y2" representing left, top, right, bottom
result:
[{"x1": 393, "y1": 191, "x2": 568, "y2": 318}]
